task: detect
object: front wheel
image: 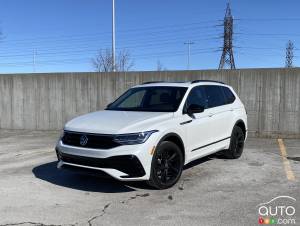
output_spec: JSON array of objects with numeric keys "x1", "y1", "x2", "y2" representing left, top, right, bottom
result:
[
  {"x1": 147, "y1": 141, "x2": 183, "y2": 189},
  {"x1": 223, "y1": 126, "x2": 245, "y2": 159}
]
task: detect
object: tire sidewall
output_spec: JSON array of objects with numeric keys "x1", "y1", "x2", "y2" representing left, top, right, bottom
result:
[
  {"x1": 149, "y1": 141, "x2": 183, "y2": 189},
  {"x1": 229, "y1": 126, "x2": 245, "y2": 158}
]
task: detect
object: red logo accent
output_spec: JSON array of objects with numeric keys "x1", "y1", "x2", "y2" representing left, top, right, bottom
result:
[{"x1": 258, "y1": 217, "x2": 264, "y2": 224}]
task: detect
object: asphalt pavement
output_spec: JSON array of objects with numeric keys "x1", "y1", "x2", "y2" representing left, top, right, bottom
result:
[{"x1": 0, "y1": 130, "x2": 299, "y2": 226}]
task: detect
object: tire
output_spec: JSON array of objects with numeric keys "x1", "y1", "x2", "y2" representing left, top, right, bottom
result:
[
  {"x1": 147, "y1": 141, "x2": 183, "y2": 189},
  {"x1": 223, "y1": 126, "x2": 245, "y2": 159}
]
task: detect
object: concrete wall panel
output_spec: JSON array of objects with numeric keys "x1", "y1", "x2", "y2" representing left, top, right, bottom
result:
[
  {"x1": 0, "y1": 76, "x2": 13, "y2": 128},
  {"x1": 11, "y1": 76, "x2": 24, "y2": 129},
  {"x1": 0, "y1": 68, "x2": 299, "y2": 137}
]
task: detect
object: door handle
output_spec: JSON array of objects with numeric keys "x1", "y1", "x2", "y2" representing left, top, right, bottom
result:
[
  {"x1": 180, "y1": 120, "x2": 193, "y2": 125},
  {"x1": 208, "y1": 113, "x2": 214, "y2": 117},
  {"x1": 230, "y1": 108, "x2": 234, "y2": 111}
]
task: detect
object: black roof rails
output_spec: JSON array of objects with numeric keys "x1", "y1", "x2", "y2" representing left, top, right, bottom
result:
[
  {"x1": 191, "y1": 80, "x2": 225, "y2": 84},
  {"x1": 142, "y1": 81, "x2": 187, "y2": 85},
  {"x1": 142, "y1": 81, "x2": 167, "y2": 85}
]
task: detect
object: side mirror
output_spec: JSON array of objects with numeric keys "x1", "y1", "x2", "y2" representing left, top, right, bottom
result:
[{"x1": 186, "y1": 104, "x2": 205, "y2": 116}]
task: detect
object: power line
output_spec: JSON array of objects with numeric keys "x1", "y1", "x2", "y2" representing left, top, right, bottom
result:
[
  {"x1": 0, "y1": 48, "x2": 219, "y2": 67},
  {"x1": 0, "y1": 31, "x2": 220, "y2": 54},
  {"x1": 1, "y1": 18, "x2": 298, "y2": 45},
  {"x1": 1, "y1": 13, "x2": 300, "y2": 71},
  {"x1": 240, "y1": 33, "x2": 300, "y2": 37},
  {"x1": 236, "y1": 18, "x2": 300, "y2": 22},
  {"x1": 0, "y1": 27, "x2": 220, "y2": 48},
  {"x1": 2, "y1": 21, "x2": 299, "y2": 57},
  {"x1": 0, "y1": 45, "x2": 218, "y2": 59},
  {"x1": 1, "y1": 23, "x2": 220, "y2": 44},
  {"x1": 0, "y1": 35, "x2": 219, "y2": 57}
]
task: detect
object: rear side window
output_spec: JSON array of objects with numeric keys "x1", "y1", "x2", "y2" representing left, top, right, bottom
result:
[
  {"x1": 204, "y1": 85, "x2": 226, "y2": 108},
  {"x1": 222, "y1": 87, "x2": 236, "y2": 104}
]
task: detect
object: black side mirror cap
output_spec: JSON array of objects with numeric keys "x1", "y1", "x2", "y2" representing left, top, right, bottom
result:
[{"x1": 186, "y1": 104, "x2": 205, "y2": 116}]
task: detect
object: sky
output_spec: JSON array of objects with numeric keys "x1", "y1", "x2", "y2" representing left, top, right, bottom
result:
[{"x1": 0, "y1": 0, "x2": 299, "y2": 73}]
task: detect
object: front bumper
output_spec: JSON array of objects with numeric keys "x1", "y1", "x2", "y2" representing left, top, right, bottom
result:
[
  {"x1": 57, "y1": 151, "x2": 145, "y2": 178},
  {"x1": 55, "y1": 133, "x2": 158, "y2": 181}
]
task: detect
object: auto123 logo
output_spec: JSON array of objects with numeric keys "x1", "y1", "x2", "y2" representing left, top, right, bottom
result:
[{"x1": 257, "y1": 196, "x2": 296, "y2": 225}]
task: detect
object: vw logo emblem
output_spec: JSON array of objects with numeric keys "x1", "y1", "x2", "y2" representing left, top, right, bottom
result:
[{"x1": 80, "y1": 135, "x2": 88, "y2": 146}]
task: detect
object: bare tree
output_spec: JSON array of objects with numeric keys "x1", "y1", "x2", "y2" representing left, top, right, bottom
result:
[
  {"x1": 92, "y1": 49, "x2": 113, "y2": 72},
  {"x1": 92, "y1": 49, "x2": 134, "y2": 72},
  {"x1": 117, "y1": 49, "x2": 134, "y2": 71}
]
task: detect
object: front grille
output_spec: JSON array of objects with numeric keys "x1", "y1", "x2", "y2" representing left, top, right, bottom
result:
[
  {"x1": 62, "y1": 131, "x2": 121, "y2": 149},
  {"x1": 58, "y1": 152, "x2": 146, "y2": 178}
]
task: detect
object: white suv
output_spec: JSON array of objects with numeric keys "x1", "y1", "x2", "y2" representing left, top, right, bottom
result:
[{"x1": 56, "y1": 80, "x2": 247, "y2": 189}]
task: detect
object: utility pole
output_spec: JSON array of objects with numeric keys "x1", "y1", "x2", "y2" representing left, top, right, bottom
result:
[
  {"x1": 184, "y1": 41, "x2": 194, "y2": 70},
  {"x1": 285, "y1": 40, "x2": 294, "y2": 68},
  {"x1": 33, "y1": 49, "x2": 36, "y2": 73},
  {"x1": 112, "y1": 0, "x2": 116, "y2": 72},
  {"x1": 218, "y1": 2, "x2": 236, "y2": 69}
]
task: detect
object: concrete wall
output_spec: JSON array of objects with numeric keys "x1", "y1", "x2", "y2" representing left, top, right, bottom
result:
[{"x1": 0, "y1": 68, "x2": 299, "y2": 138}]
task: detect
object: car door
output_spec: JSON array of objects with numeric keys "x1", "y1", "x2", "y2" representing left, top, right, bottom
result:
[
  {"x1": 203, "y1": 85, "x2": 234, "y2": 143},
  {"x1": 181, "y1": 86, "x2": 216, "y2": 159}
]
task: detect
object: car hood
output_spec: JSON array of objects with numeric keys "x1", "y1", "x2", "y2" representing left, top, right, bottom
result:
[{"x1": 64, "y1": 110, "x2": 174, "y2": 134}]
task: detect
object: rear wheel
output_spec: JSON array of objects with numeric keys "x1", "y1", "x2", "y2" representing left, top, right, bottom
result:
[
  {"x1": 223, "y1": 126, "x2": 245, "y2": 159},
  {"x1": 148, "y1": 141, "x2": 183, "y2": 189}
]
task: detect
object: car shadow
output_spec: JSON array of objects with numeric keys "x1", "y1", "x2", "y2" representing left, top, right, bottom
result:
[
  {"x1": 33, "y1": 155, "x2": 223, "y2": 193},
  {"x1": 183, "y1": 153, "x2": 226, "y2": 170},
  {"x1": 183, "y1": 156, "x2": 212, "y2": 170},
  {"x1": 32, "y1": 161, "x2": 140, "y2": 193}
]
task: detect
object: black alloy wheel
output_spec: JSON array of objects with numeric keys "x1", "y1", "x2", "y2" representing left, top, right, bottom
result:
[
  {"x1": 148, "y1": 141, "x2": 183, "y2": 189},
  {"x1": 224, "y1": 126, "x2": 245, "y2": 159}
]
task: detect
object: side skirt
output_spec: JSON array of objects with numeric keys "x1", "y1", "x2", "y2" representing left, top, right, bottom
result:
[{"x1": 191, "y1": 137, "x2": 231, "y2": 152}]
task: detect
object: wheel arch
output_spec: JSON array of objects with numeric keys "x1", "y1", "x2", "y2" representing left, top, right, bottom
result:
[
  {"x1": 234, "y1": 119, "x2": 246, "y2": 139},
  {"x1": 157, "y1": 133, "x2": 186, "y2": 163}
]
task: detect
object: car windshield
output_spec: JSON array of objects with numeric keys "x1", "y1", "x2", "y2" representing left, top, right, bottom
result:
[{"x1": 106, "y1": 86, "x2": 188, "y2": 112}]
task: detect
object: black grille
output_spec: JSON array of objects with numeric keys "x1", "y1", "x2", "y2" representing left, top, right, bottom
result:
[
  {"x1": 58, "y1": 152, "x2": 146, "y2": 178},
  {"x1": 62, "y1": 131, "x2": 121, "y2": 149}
]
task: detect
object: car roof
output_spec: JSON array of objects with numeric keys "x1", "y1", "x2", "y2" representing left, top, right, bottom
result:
[{"x1": 134, "y1": 80, "x2": 228, "y2": 88}]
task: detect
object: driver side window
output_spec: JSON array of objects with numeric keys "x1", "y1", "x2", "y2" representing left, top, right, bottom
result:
[{"x1": 185, "y1": 86, "x2": 208, "y2": 109}]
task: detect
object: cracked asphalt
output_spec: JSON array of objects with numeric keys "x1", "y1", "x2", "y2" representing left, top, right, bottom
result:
[{"x1": 0, "y1": 130, "x2": 299, "y2": 226}]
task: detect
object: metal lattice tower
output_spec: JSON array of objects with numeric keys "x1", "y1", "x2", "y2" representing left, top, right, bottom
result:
[
  {"x1": 285, "y1": 40, "x2": 294, "y2": 68},
  {"x1": 218, "y1": 3, "x2": 236, "y2": 69}
]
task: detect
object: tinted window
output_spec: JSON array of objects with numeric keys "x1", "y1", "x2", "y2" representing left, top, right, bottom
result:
[
  {"x1": 185, "y1": 86, "x2": 208, "y2": 109},
  {"x1": 222, "y1": 87, "x2": 236, "y2": 104},
  {"x1": 107, "y1": 86, "x2": 188, "y2": 112},
  {"x1": 119, "y1": 90, "x2": 146, "y2": 108},
  {"x1": 148, "y1": 88, "x2": 174, "y2": 105},
  {"x1": 204, "y1": 85, "x2": 226, "y2": 108}
]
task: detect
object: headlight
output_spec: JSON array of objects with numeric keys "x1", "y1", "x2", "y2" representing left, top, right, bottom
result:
[{"x1": 113, "y1": 130, "x2": 158, "y2": 145}]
